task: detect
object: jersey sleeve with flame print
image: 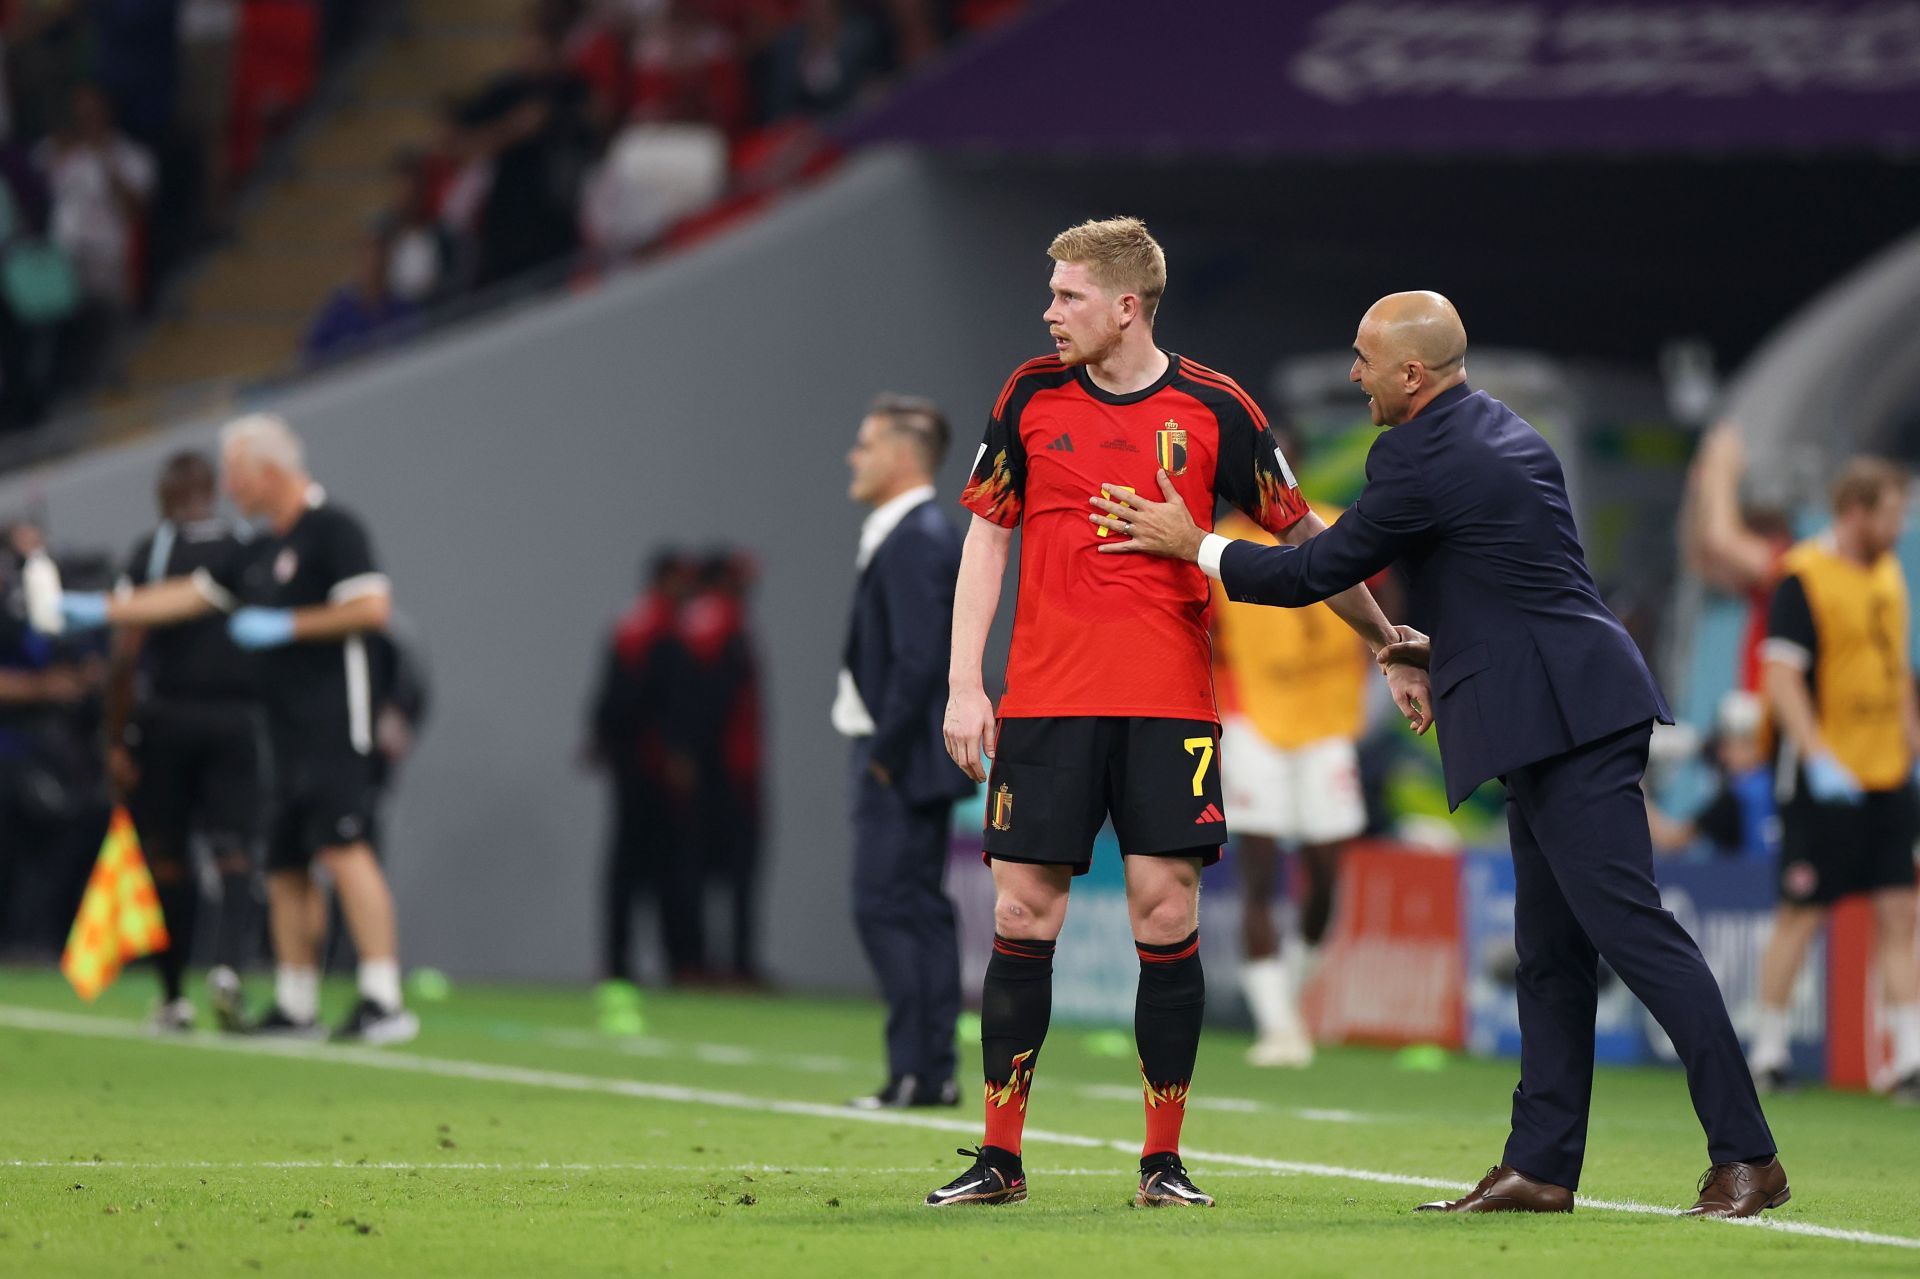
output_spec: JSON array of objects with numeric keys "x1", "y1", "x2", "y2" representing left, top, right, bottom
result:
[
  {"x1": 960, "y1": 361, "x2": 1047, "y2": 527},
  {"x1": 1209, "y1": 383, "x2": 1308, "y2": 538}
]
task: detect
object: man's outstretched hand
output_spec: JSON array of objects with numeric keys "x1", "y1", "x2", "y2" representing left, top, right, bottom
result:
[
  {"x1": 1378, "y1": 625, "x2": 1434, "y2": 735},
  {"x1": 1089, "y1": 471, "x2": 1205, "y2": 561},
  {"x1": 1377, "y1": 624, "x2": 1431, "y2": 670}
]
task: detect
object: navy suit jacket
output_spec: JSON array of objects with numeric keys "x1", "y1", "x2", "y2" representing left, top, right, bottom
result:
[
  {"x1": 1218, "y1": 383, "x2": 1671, "y2": 809},
  {"x1": 846, "y1": 499, "x2": 975, "y2": 807}
]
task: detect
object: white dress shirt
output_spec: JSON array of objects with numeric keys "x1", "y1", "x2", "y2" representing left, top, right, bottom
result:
[{"x1": 834, "y1": 485, "x2": 938, "y2": 738}]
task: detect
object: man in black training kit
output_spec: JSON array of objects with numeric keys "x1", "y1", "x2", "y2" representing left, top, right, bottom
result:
[
  {"x1": 54, "y1": 414, "x2": 417, "y2": 1044},
  {"x1": 105, "y1": 451, "x2": 265, "y2": 1032}
]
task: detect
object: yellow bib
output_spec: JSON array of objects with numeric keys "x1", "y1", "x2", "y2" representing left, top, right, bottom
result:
[
  {"x1": 1782, "y1": 538, "x2": 1912, "y2": 789},
  {"x1": 1212, "y1": 509, "x2": 1369, "y2": 749}
]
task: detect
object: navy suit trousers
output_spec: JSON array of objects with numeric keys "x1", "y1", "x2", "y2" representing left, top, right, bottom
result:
[
  {"x1": 1500, "y1": 722, "x2": 1775, "y2": 1189},
  {"x1": 850, "y1": 742, "x2": 961, "y2": 1084}
]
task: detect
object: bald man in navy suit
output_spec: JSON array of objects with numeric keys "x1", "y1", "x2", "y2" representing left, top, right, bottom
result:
[{"x1": 1090, "y1": 292, "x2": 1784, "y2": 1219}]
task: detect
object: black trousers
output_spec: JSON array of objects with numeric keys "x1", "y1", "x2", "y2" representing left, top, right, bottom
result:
[
  {"x1": 604, "y1": 774, "x2": 703, "y2": 980},
  {"x1": 849, "y1": 744, "x2": 961, "y2": 1085},
  {"x1": 1501, "y1": 722, "x2": 1775, "y2": 1190}
]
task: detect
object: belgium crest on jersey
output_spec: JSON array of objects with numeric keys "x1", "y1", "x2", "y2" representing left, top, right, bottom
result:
[
  {"x1": 1156, "y1": 422, "x2": 1188, "y2": 476},
  {"x1": 990, "y1": 782, "x2": 1014, "y2": 832}
]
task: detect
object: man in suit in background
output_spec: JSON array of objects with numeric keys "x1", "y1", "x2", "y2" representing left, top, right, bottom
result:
[
  {"x1": 1091, "y1": 291, "x2": 1785, "y2": 1218},
  {"x1": 837, "y1": 394, "x2": 974, "y2": 1109}
]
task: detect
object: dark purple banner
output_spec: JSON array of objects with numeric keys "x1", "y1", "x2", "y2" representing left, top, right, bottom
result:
[{"x1": 844, "y1": 0, "x2": 1920, "y2": 154}]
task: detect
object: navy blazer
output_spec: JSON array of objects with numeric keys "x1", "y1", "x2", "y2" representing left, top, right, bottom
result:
[
  {"x1": 1217, "y1": 383, "x2": 1671, "y2": 809},
  {"x1": 845, "y1": 498, "x2": 975, "y2": 806}
]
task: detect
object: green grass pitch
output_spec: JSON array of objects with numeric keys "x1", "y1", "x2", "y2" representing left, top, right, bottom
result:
[{"x1": 1, "y1": 969, "x2": 1916, "y2": 1277}]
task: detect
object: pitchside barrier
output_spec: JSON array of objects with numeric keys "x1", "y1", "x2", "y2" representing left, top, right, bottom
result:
[{"x1": 945, "y1": 824, "x2": 1911, "y2": 1090}]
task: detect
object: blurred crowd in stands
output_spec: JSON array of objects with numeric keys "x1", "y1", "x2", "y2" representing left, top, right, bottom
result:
[
  {"x1": 0, "y1": 0, "x2": 376, "y2": 431},
  {"x1": 304, "y1": 0, "x2": 1028, "y2": 363},
  {"x1": 586, "y1": 545, "x2": 765, "y2": 996}
]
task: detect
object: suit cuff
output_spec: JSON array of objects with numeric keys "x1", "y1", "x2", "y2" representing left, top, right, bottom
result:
[{"x1": 1197, "y1": 534, "x2": 1232, "y2": 581}]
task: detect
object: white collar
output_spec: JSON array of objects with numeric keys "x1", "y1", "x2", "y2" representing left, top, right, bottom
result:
[{"x1": 857, "y1": 484, "x2": 936, "y2": 570}]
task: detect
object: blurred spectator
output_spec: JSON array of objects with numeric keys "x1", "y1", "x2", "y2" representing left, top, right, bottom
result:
[
  {"x1": 33, "y1": 83, "x2": 155, "y2": 312},
  {"x1": 177, "y1": 0, "x2": 241, "y2": 232},
  {"x1": 92, "y1": 0, "x2": 182, "y2": 152},
  {"x1": 579, "y1": 117, "x2": 727, "y2": 258},
  {"x1": 677, "y1": 548, "x2": 765, "y2": 984},
  {"x1": 302, "y1": 230, "x2": 421, "y2": 363},
  {"x1": 381, "y1": 149, "x2": 460, "y2": 307},
  {"x1": 460, "y1": 21, "x2": 597, "y2": 288},
  {"x1": 762, "y1": 0, "x2": 884, "y2": 120},
  {"x1": 1646, "y1": 691, "x2": 1778, "y2": 860},
  {"x1": 0, "y1": 518, "x2": 105, "y2": 958},
  {"x1": 1684, "y1": 422, "x2": 1796, "y2": 693},
  {"x1": 589, "y1": 549, "x2": 705, "y2": 993}
]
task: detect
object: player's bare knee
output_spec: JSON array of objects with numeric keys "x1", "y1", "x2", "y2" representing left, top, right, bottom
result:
[
  {"x1": 994, "y1": 894, "x2": 1060, "y2": 939},
  {"x1": 1133, "y1": 893, "x2": 1198, "y2": 944}
]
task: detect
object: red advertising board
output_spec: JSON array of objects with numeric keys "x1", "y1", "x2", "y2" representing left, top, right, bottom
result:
[{"x1": 1302, "y1": 843, "x2": 1465, "y2": 1049}]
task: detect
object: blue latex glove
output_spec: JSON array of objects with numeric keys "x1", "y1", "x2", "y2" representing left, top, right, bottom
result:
[
  {"x1": 1806, "y1": 752, "x2": 1864, "y2": 805},
  {"x1": 228, "y1": 607, "x2": 296, "y2": 650},
  {"x1": 58, "y1": 592, "x2": 110, "y2": 633}
]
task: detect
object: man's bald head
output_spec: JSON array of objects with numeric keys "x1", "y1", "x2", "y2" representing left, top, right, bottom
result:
[{"x1": 1350, "y1": 291, "x2": 1470, "y2": 427}]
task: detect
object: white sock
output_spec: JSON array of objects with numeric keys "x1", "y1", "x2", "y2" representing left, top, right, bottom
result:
[
  {"x1": 1888, "y1": 1003, "x2": 1920, "y2": 1077},
  {"x1": 1750, "y1": 1005, "x2": 1792, "y2": 1073},
  {"x1": 275, "y1": 966, "x2": 319, "y2": 1023},
  {"x1": 358, "y1": 959, "x2": 402, "y2": 1012},
  {"x1": 1239, "y1": 956, "x2": 1303, "y2": 1040}
]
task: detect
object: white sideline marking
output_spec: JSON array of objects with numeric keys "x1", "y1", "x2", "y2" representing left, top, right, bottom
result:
[
  {"x1": 0, "y1": 1159, "x2": 1279, "y2": 1177},
  {"x1": 2, "y1": 1005, "x2": 1914, "y2": 1253}
]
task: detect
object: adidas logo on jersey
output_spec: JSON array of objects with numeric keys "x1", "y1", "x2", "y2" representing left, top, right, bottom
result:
[
  {"x1": 1193, "y1": 804, "x2": 1224, "y2": 825},
  {"x1": 1045, "y1": 433, "x2": 1074, "y2": 452}
]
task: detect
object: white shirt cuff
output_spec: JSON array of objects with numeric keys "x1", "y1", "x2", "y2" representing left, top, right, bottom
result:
[{"x1": 1197, "y1": 533, "x2": 1231, "y2": 581}]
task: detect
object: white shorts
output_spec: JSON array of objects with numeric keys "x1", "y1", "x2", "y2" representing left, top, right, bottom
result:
[{"x1": 1220, "y1": 717, "x2": 1366, "y2": 845}]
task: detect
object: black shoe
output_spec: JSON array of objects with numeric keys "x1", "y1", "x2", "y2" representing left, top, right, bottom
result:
[
  {"x1": 924, "y1": 1146, "x2": 1026, "y2": 1206},
  {"x1": 1893, "y1": 1071, "x2": 1920, "y2": 1106},
  {"x1": 908, "y1": 1078, "x2": 960, "y2": 1107},
  {"x1": 331, "y1": 997, "x2": 420, "y2": 1046},
  {"x1": 1753, "y1": 1065, "x2": 1798, "y2": 1096},
  {"x1": 251, "y1": 1005, "x2": 324, "y2": 1039},
  {"x1": 1136, "y1": 1153, "x2": 1214, "y2": 1208},
  {"x1": 850, "y1": 1075, "x2": 916, "y2": 1110}
]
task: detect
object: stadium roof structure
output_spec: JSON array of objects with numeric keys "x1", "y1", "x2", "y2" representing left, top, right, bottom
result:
[{"x1": 843, "y1": 0, "x2": 1920, "y2": 156}]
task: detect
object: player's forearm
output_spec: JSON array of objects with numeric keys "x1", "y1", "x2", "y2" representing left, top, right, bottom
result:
[
  {"x1": 290, "y1": 591, "x2": 392, "y2": 642},
  {"x1": 106, "y1": 576, "x2": 218, "y2": 628},
  {"x1": 949, "y1": 519, "x2": 1011, "y2": 692},
  {"x1": 1317, "y1": 581, "x2": 1396, "y2": 655},
  {"x1": 102, "y1": 628, "x2": 144, "y2": 747},
  {"x1": 1903, "y1": 668, "x2": 1920, "y2": 758},
  {"x1": 1764, "y1": 661, "x2": 1825, "y2": 759}
]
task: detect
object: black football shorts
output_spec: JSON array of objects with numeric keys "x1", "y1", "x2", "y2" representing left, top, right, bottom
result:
[
  {"x1": 1777, "y1": 781, "x2": 1919, "y2": 906},
  {"x1": 982, "y1": 716, "x2": 1225, "y2": 875},
  {"x1": 266, "y1": 747, "x2": 380, "y2": 871}
]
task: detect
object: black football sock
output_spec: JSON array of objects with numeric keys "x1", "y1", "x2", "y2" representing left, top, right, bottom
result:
[
  {"x1": 981, "y1": 935, "x2": 1054, "y2": 1159},
  {"x1": 211, "y1": 865, "x2": 257, "y2": 972},
  {"x1": 151, "y1": 866, "x2": 198, "y2": 1003},
  {"x1": 1136, "y1": 930, "x2": 1204, "y2": 1157}
]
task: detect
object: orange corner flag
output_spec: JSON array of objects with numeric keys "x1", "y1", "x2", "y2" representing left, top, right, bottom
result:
[{"x1": 60, "y1": 806, "x2": 170, "y2": 1002}]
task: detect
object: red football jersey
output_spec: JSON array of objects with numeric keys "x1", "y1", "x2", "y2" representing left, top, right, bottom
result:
[{"x1": 960, "y1": 353, "x2": 1308, "y2": 720}]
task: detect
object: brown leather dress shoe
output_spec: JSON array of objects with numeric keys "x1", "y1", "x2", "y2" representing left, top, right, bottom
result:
[
  {"x1": 1684, "y1": 1157, "x2": 1790, "y2": 1218},
  {"x1": 1415, "y1": 1165, "x2": 1574, "y2": 1213}
]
